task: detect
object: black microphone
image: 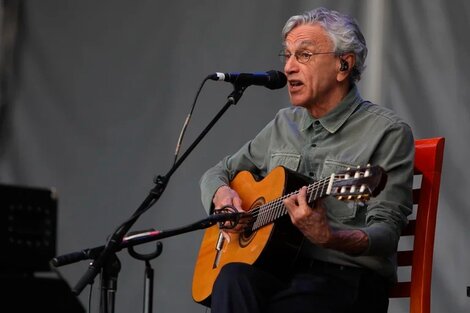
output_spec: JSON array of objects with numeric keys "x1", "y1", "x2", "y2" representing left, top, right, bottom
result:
[
  {"x1": 51, "y1": 246, "x2": 104, "y2": 267},
  {"x1": 209, "y1": 70, "x2": 287, "y2": 90}
]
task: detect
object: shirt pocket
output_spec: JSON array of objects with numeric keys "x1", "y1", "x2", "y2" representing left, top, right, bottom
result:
[
  {"x1": 269, "y1": 152, "x2": 301, "y2": 172},
  {"x1": 321, "y1": 159, "x2": 362, "y2": 223},
  {"x1": 321, "y1": 159, "x2": 358, "y2": 177}
]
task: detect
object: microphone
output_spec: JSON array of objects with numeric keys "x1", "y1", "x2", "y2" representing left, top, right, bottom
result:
[
  {"x1": 51, "y1": 246, "x2": 104, "y2": 267},
  {"x1": 209, "y1": 70, "x2": 287, "y2": 90}
]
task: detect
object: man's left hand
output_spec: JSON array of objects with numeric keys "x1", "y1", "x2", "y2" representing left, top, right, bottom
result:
[
  {"x1": 283, "y1": 186, "x2": 369, "y2": 254},
  {"x1": 283, "y1": 186, "x2": 333, "y2": 247}
]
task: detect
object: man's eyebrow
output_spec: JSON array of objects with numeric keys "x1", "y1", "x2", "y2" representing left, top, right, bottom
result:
[{"x1": 297, "y1": 40, "x2": 315, "y2": 47}]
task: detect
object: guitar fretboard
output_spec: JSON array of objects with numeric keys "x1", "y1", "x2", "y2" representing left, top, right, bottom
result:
[{"x1": 249, "y1": 175, "x2": 332, "y2": 231}]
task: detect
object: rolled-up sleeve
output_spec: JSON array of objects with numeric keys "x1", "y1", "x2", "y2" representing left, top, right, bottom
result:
[{"x1": 360, "y1": 122, "x2": 415, "y2": 256}]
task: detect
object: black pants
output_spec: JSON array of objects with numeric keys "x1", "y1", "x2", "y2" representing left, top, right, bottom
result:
[{"x1": 210, "y1": 260, "x2": 390, "y2": 313}]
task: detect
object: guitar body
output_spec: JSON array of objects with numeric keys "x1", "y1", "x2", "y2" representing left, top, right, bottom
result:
[{"x1": 192, "y1": 166, "x2": 310, "y2": 305}]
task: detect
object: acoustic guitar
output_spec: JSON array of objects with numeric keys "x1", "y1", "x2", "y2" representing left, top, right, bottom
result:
[{"x1": 192, "y1": 165, "x2": 387, "y2": 305}]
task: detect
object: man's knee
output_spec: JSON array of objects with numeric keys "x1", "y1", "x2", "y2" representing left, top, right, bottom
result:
[{"x1": 215, "y1": 262, "x2": 253, "y2": 286}]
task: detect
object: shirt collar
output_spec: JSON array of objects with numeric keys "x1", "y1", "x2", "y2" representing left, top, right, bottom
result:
[{"x1": 300, "y1": 85, "x2": 364, "y2": 133}]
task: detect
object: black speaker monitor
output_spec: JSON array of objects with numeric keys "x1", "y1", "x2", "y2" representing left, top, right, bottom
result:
[{"x1": 0, "y1": 184, "x2": 57, "y2": 272}]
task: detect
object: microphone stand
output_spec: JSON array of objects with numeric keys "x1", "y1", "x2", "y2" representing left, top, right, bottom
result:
[
  {"x1": 52, "y1": 213, "x2": 246, "y2": 313},
  {"x1": 52, "y1": 212, "x2": 245, "y2": 268},
  {"x1": 67, "y1": 84, "x2": 248, "y2": 313},
  {"x1": 128, "y1": 240, "x2": 163, "y2": 313}
]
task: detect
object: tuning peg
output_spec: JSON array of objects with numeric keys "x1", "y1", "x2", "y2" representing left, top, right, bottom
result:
[{"x1": 353, "y1": 166, "x2": 361, "y2": 178}]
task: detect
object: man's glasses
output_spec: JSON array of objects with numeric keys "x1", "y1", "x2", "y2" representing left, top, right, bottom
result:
[{"x1": 278, "y1": 50, "x2": 336, "y2": 64}]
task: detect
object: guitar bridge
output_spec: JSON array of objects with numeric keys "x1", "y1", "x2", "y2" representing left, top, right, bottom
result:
[{"x1": 212, "y1": 232, "x2": 225, "y2": 269}]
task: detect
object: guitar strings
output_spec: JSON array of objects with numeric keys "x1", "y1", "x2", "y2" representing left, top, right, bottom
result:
[
  {"x1": 250, "y1": 176, "x2": 330, "y2": 216},
  {"x1": 245, "y1": 168, "x2": 372, "y2": 231},
  {"x1": 249, "y1": 176, "x2": 331, "y2": 231}
]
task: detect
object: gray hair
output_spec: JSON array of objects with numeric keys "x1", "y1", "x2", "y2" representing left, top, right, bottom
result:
[{"x1": 282, "y1": 7, "x2": 368, "y2": 82}]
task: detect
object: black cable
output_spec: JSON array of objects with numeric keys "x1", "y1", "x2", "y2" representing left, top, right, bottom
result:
[
  {"x1": 172, "y1": 75, "x2": 212, "y2": 166},
  {"x1": 88, "y1": 283, "x2": 94, "y2": 313},
  {"x1": 110, "y1": 75, "x2": 212, "y2": 233}
]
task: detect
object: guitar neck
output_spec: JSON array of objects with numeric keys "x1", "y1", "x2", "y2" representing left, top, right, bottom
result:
[{"x1": 250, "y1": 176, "x2": 332, "y2": 231}]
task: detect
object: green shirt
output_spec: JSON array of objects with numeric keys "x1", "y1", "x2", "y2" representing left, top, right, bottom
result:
[{"x1": 200, "y1": 85, "x2": 414, "y2": 282}]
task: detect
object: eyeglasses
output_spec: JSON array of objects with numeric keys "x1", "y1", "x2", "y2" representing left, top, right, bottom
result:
[{"x1": 278, "y1": 50, "x2": 336, "y2": 64}]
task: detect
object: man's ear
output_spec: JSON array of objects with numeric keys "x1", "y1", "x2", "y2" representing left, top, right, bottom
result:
[{"x1": 337, "y1": 53, "x2": 355, "y2": 82}]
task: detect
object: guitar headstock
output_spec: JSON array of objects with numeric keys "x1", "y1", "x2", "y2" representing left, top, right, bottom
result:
[{"x1": 329, "y1": 165, "x2": 387, "y2": 202}]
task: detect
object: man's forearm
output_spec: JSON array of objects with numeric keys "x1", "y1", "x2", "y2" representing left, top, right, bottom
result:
[{"x1": 313, "y1": 229, "x2": 369, "y2": 255}]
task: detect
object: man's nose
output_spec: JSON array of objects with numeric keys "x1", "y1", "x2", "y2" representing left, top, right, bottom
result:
[{"x1": 284, "y1": 55, "x2": 299, "y2": 74}]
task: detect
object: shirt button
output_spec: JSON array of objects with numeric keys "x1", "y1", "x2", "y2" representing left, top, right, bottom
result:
[
  {"x1": 311, "y1": 143, "x2": 317, "y2": 147},
  {"x1": 314, "y1": 121, "x2": 320, "y2": 126},
  {"x1": 309, "y1": 172, "x2": 315, "y2": 177}
]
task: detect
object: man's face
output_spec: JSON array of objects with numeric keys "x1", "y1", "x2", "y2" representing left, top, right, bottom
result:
[{"x1": 283, "y1": 24, "x2": 339, "y2": 109}]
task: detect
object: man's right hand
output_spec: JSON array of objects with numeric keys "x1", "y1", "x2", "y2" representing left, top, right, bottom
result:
[
  {"x1": 212, "y1": 185, "x2": 245, "y2": 242},
  {"x1": 213, "y1": 185, "x2": 243, "y2": 211}
]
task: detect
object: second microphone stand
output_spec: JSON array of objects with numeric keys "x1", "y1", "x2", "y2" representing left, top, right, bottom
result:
[{"x1": 68, "y1": 84, "x2": 248, "y2": 313}]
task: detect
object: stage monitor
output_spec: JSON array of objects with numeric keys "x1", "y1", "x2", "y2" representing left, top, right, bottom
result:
[{"x1": 0, "y1": 183, "x2": 57, "y2": 272}]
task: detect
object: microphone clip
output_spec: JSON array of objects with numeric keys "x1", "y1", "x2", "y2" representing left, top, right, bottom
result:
[{"x1": 213, "y1": 205, "x2": 245, "y2": 229}]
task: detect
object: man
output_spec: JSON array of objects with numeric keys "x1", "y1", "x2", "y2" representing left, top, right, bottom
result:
[{"x1": 199, "y1": 7, "x2": 414, "y2": 313}]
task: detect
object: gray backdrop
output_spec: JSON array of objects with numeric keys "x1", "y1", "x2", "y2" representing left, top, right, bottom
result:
[{"x1": 0, "y1": 1, "x2": 469, "y2": 312}]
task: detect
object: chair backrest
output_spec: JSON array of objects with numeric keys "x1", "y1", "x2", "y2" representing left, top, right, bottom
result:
[{"x1": 389, "y1": 137, "x2": 445, "y2": 313}]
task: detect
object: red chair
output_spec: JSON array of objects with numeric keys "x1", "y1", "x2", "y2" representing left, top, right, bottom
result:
[{"x1": 389, "y1": 137, "x2": 445, "y2": 313}]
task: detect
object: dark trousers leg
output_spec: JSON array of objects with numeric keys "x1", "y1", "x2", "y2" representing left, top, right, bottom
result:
[
  {"x1": 266, "y1": 271, "x2": 360, "y2": 313},
  {"x1": 351, "y1": 268, "x2": 390, "y2": 313},
  {"x1": 266, "y1": 268, "x2": 389, "y2": 313},
  {"x1": 210, "y1": 262, "x2": 389, "y2": 313},
  {"x1": 210, "y1": 262, "x2": 286, "y2": 313}
]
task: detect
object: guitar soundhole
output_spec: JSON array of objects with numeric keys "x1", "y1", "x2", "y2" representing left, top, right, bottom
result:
[{"x1": 239, "y1": 197, "x2": 265, "y2": 248}]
